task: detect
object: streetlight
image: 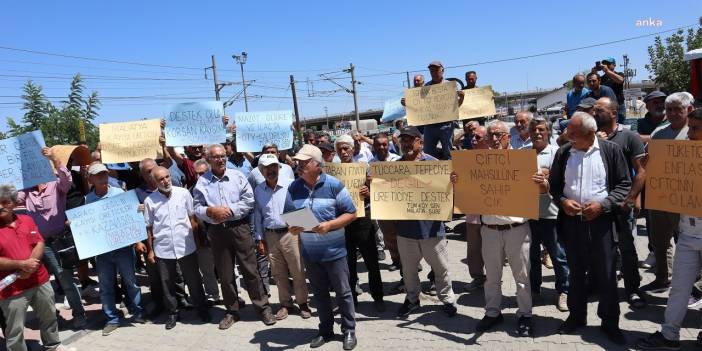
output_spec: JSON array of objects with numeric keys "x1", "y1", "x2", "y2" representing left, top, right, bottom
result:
[{"x1": 232, "y1": 52, "x2": 249, "y2": 112}]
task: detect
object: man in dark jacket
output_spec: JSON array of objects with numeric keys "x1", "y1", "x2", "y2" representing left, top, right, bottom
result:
[{"x1": 548, "y1": 112, "x2": 631, "y2": 345}]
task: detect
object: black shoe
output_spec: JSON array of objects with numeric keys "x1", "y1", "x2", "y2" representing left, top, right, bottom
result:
[
  {"x1": 374, "y1": 300, "x2": 386, "y2": 312},
  {"x1": 601, "y1": 325, "x2": 626, "y2": 345},
  {"x1": 641, "y1": 280, "x2": 671, "y2": 293},
  {"x1": 178, "y1": 298, "x2": 194, "y2": 310},
  {"x1": 475, "y1": 313, "x2": 504, "y2": 333},
  {"x1": 516, "y1": 316, "x2": 534, "y2": 337},
  {"x1": 310, "y1": 333, "x2": 334, "y2": 348},
  {"x1": 388, "y1": 262, "x2": 400, "y2": 272},
  {"x1": 343, "y1": 331, "x2": 357, "y2": 350},
  {"x1": 423, "y1": 282, "x2": 436, "y2": 296},
  {"x1": 443, "y1": 303, "x2": 457, "y2": 317},
  {"x1": 198, "y1": 309, "x2": 212, "y2": 323},
  {"x1": 557, "y1": 317, "x2": 585, "y2": 334},
  {"x1": 628, "y1": 291, "x2": 647, "y2": 309},
  {"x1": 397, "y1": 299, "x2": 420, "y2": 317},
  {"x1": 637, "y1": 331, "x2": 681, "y2": 350},
  {"x1": 165, "y1": 314, "x2": 177, "y2": 330}
]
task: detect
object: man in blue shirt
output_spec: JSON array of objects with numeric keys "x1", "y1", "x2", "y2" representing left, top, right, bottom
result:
[
  {"x1": 586, "y1": 73, "x2": 617, "y2": 103},
  {"x1": 285, "y1": 144, "x2": 358, "y2": 350},
  {"x1": 391, "y1": 126, "x2": 457, "y2": 318},
  {"x1": 566, "y1": 74, "x2": 590, "y2": 118},
  {"x1": 85, "y1": 162, "x2": 145, "y2": 336},
  {"x1": 193, "y1": 144, "x2": 276, "y2": 329}
]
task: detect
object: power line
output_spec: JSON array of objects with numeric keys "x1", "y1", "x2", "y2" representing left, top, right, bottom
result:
[
  {"x1": 0, "y1": 46, "x2": 203, "y2": 70},
  {"x1": 354, "y1": 23, "x2": 699, "y2": 78},
  {"x1": 0, "y1": 73, "x2": 204, "y2": 81}
]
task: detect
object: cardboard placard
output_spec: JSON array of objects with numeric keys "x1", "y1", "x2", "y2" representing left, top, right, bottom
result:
[
  {"x1": 323, "y1": 162, "x2": 368, "y2": 217},
  {"x1": 370, "y1": 160, "x2": 453, "y2": 221},
  {"x1": 452, "y1": 149, "x2": 539, "y2": 219},
  {"x1": 459, "y1": 85, "x2": 496, "y2": 120},
  {"x1": 404, "y1": 81, "x2": 458, "y2": 126},
  {"x1": 99, "y1": 119, "x2": 162, "y2": 164},
  {"x1": 645, "y1": 140, "x2": 702, "y2": 217}
]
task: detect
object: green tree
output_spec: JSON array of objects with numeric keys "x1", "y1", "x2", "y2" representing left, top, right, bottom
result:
[
  {"x1": 4, "y1": 74, "x2": 100, "y2": 147},
  {"x1": 646, "y1": 27, "x2": 702, "y2": 93}
]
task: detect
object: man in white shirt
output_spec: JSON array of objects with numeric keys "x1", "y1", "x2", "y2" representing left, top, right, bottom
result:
[
  {"x1": 637, "y1": 107, "x2": 702, "y2": 350},
  {"x1": 509, "y1": 111, "x2": 533, "y2": 150},
  {"x1": 549, "y1": 112, "x2": 631, "y2": 345},
  {"x1": 464, "y1": 121, "x2": 541, "y2": 337},
  {"x1": 253, "y1": 154, "x2": 311, "y2": 321},
  {"x1": 144, "y1": 166, "x2": 211, "y2": 330}
]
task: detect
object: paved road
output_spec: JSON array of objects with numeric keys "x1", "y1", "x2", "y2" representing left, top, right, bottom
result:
[{"x1": 5, "y1": 221, "x2": 702, "y2": 350}]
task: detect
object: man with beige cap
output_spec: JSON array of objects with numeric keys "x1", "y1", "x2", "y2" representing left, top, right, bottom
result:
[{"x1": 284, "y1": 144, "x2": 358, "y2": 350}]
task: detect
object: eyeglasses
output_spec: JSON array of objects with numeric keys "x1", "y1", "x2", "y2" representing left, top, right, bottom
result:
[
  {"x1": 487, "y1": 132, "x2": 507, "y2": 139},
  {"x1": 210, "y1": 155, "x2": 227, "y2": 160}
]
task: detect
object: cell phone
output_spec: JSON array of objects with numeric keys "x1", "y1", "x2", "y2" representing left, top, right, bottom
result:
[{"x1": 595, "y1": 61, "x2": 601, "y2": 67}]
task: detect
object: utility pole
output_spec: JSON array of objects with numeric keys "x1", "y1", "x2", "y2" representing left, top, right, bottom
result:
[
  {"x1": 211, "y1": 55, "x2": 221, "y2": 101},
  {"x1": 324, "y1": 106, "x2": 329, "y2": 130},
  {"x1": 290, "y1": 75, "x2": 302, "y2": 146},
  {"x1": 233, "y1": 52, "x2": 249, "y2": 111},
  {"x1": 348, "y1": 63, "x2": 360, "y2": 131},
  {"x1": 406, "y1": 71, "x2": 411, "y2": 88}
]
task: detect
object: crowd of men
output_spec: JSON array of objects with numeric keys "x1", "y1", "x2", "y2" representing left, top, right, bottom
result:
[{"x1": 0, "y1": 58, "x2": 701, "y2": 351}]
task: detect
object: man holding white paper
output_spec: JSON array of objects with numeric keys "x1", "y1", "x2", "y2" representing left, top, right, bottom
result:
[{"x1": 283, "y1": 144, "x2": 358, "y2": 350}]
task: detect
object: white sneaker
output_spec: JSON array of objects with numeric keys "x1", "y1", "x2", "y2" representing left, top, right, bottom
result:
[{"x1": 640, "y1": 252, "x2": 655, "y2": 269}]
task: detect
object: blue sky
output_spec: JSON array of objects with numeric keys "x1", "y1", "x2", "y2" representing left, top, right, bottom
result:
[{"x1": 0, "y1": 1, "x2": 699, "y2": 131}]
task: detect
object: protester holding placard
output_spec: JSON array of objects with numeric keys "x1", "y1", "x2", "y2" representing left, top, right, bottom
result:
[
  {"x1": 253, "y1": 154, "x2": 311, "y2": 321},
  {"x1": 85, "y1": 162, "x2": 146, "y2": 336},
  {"x1": 548, "y1": 112, "x2": 631, "y2": 345},
  {"x1": 417, "y1": 61, "x2": 463, "y2": 161},
  {"x1": 594, "y1": 97, "x2": 647, "y2": 309},
  {"x1": 335, "y1": 135, "x2": 385, "y2": 312},
  {"x1": 284, "y1": 144, "x2": 358, "y2": 350},
  {"x1": 369, "y1": 133, "x2": 404, "y2": 288},
  {"x1": 17, "y1": 147, "x2": 87, "y2": 329},
  {"x1": 391, "y1": 126, "x2": 457, "y2": 319},
  {"x1": 638, "y1": 108, "x2": 702, "y2": 350},
  {"x1": 144, "y1": 166, "x2": 211, "y2": 330},
  {"x1": 525, "y1": 117, "x2": 570, "y2": 313},
  {"x1": 193, "y1": 144, "x2": 275, "y2": 329},
  {"x1": 461, "y1": 121, "x2": 536, "y2": 336},
  {"x1": 0, "y1": 184, "x2": 76, "y2": 351},
  {"x1": 645, "y1": 92, "x2": 695, "y2": 295}
]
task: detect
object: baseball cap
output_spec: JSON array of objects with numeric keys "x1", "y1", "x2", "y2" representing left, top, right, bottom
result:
[
  {"x1": 88, "y1": 162, "x2": 108, "y2": 175},
  {"x1": 398, "y1": 126, "x2": 423, "y2": 139},
  {"x1": 602, "y1": 57, "x2": 616, "y2": 64},
  {"x1": 293, "y1": 144, "x2": 323, "y2": 163},
  {"x1": 258, "y1": 154, "x2": 279, "y2": 168},
  {"x1": 577, "y1": 97, "x2": 597, "y2": 109},
  {"x1": 643, "y1": 90, "x2": 667, "y2": 103},
  {"x1": 318, "y1": 142, "x2": 334, "y2": 152},
  {"x1": 428, "y1": 60, "x2": 443, "y2": 68}
]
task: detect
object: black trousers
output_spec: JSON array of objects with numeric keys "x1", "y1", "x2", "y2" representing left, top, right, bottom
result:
[
  {"x1": 208, "y1": 222, "x2": 270, "y2": 313},
  {"x1": 614, "y1": 210, "x2": 642, "y2": 295},
  {"x1": 146, "y1": 252, "x2": 189, "y2": 309},
  {"x1": 345, "y1": 216, "x2": 384, "y2": 302},
  {"x1": 560, "y1": 214, "x2": 620, "y2": 327},
  {"x1": 156, "y1": 252, "x2": 207, "y2": 314}
]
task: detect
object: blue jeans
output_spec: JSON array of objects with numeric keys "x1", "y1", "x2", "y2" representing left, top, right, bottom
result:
[
  {"x1": 529, "y1": 219, "x2": 569, "y2": 294},
  {"x1": 96, "y1": 247, "x2": 144, "y2": 324},
  {"x1": 42, "y1": 244, "x2": 85, "y2": 318},
  {"x1": 422, "y1": 122, "x2": 454, "y2": 160}
]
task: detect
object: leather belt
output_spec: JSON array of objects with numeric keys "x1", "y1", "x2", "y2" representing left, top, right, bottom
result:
[
  {"x1": 265, "y1": 227, "x2": 289, "y2": 234},
  {"x1": 212, "y1": 218, "x2": 249, "y2": 228},
  {"x1": 483, "y1": 221, "x2": 526, "y2": 231}
]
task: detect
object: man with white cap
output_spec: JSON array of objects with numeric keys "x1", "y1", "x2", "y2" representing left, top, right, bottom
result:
[
  {"x1": 254, "y1": 154, "x2": 311, "y2": 321},
  {"x1": 284, "y1": 144, "x2": 358, "y2": 350},
  {"x1": 85, "y1": 162, "x2": 145, "y2": 336}
]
